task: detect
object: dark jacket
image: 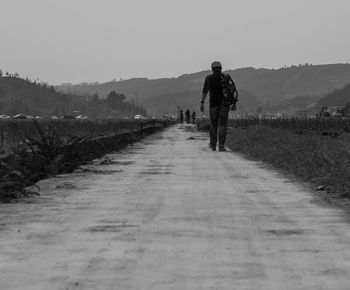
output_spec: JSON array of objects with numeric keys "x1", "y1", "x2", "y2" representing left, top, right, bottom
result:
[{"x1": 202, "y1": 71, "x2": 224, "y2": 107}]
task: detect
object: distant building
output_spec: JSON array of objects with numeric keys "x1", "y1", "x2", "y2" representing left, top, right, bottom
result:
[
  {"x1": 316, "y1": 103, "x2": 350, "y2": 118},
  {"x1": 343, "y1": 103, "x2": 350, "y2": 117}
]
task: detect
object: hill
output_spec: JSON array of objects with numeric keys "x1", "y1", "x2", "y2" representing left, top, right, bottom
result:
[
  {"x1": 316, "y1": 83, "x2": 350, "y2": 108},
  {"x1": 227, "y1": 63, "x2": 350, "y2": 102},
  {"x1": 0, "y1": 76, "x2": 83, "y2": 116},
  {"x1": 271, "y1": 94, "x2": 322, "y2": 112},
  {"x1": 0, "y1": 76, "x2": 146, "y2": 118},
  {"x1": 56, "y1": 63, "x2": 350, "y2": 115}
]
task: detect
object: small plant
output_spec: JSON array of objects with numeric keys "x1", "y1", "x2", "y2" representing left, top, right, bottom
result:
[{"x1": 0, "y1": 162, "x2": 40, "y2": 201}]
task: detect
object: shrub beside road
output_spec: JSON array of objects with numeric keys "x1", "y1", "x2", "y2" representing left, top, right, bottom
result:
[
  {"x1": 0, "y1": 119, "x2": 171, "y2": 202},
  {"x1": 0, "y1": 119, "x2": 143, "y2": 155}
]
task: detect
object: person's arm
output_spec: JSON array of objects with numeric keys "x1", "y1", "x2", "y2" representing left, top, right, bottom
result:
[
  {"x1": 201, "y1": 92, "x2": 207, "y2": 103},
  {"x1": 200, "y1": 93, "x2": 207, "y2": 112},
  {"x1": 200, "y1": 77, "x2": 209, "y2": 112}
]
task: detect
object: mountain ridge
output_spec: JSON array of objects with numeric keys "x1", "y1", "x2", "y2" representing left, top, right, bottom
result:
[
  {"x1": 0, "y1": 76, "x2": 147, "y2": 117},
  {"x1": 56, "y1": 63, "x2": 350, "y2": 115}
]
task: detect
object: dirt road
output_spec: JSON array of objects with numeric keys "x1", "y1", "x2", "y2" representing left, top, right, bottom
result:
[{"x1": 1, "y1": 124, "x2": 350, "y2": 290}]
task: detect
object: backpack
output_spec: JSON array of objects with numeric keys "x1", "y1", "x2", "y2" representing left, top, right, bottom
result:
[{"x1": 220, "y1": 73, "x2": 238, "y2": 106}]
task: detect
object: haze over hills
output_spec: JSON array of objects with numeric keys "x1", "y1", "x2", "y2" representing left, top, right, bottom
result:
[
  {"x1": 56, "y1": 63, "x2": 350, "y2": 116},
  {"x1": 271, "y1": 95, "x2": 323, "y2": 113},
  {"x1": 0, "y1": 75, "x2": 147, "y2": 118},
  {"x1": 316, "y1": 83, "x2": 350, "y2": 108},
  {"x1": 227, "y1": 64, "x2": 350, "y2": 101}
]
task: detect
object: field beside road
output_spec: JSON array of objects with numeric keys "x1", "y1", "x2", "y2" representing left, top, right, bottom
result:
[{"x1": 198, "y1": 118, "x2": 350, "y2": 211}]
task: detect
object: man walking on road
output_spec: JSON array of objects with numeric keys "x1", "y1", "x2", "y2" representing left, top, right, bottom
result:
[
  {"x1": 200, "y1": 61, "x2": 238, "y2": 151},
  {"x1": 179, "y1": 110, "x2": 184, "y2": 123},
  {"x1": 191, "y1": 111, "x2": 196, "y2": 124},
  {"x1": 185, "y1": 109, "x2": 191, "y2": 124}
]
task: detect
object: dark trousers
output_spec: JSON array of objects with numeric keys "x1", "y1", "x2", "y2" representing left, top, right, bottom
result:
[{"x1": 209, "y1": 105, "x2": 229, "y2": 148}]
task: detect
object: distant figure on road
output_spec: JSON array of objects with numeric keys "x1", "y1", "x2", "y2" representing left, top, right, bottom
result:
[
  {"x1": 200, "y1": 61, "x2": 238, "y2": 151},
  {"x1": 179, "y1": 110, "x2": 184, "y2": 123},
  {"x1": 185, "y1": 109, "x2": 191, "y2": 124},
  {"x1": 192, "y1": 111, "x2": 196, "y2": 124}
]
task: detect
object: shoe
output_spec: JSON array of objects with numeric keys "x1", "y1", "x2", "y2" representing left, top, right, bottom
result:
[
  {"x1": 218, "y1": 147, "x2": 227, "y2": 152},
  {"x1": 209, "y1": 143, "x2": 216, "y2": 151}
]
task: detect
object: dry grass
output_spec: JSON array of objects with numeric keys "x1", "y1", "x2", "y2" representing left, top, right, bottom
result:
[
  {"x1": 225, "y1": 125, "x2": 350, "y2": 198},
  {"x1": 0, "y1": 119, "x2": 142, "y2": 155},
  {"x1": 197, "y1": 118, "x2": 350, "y2": 200}
]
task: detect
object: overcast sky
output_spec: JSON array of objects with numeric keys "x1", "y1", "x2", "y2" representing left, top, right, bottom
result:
[{"x1": 1, "y1": 0, "x2": 349, "y2": 84}]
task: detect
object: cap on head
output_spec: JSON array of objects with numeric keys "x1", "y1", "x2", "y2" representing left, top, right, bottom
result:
[{"x1": 211, "y1": 61, "x2": 222, "y2": 70}]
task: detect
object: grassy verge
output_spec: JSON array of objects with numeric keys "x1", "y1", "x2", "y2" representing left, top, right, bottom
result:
[
  {"x1": 0, "y1": 120, "x2": 169, "y2": 202},
  {"x1": 197, "y1": 117, "x2": 350, "y2": 208},
  {"x1": 0, "y1": 119, "x2": 144, "y2": 156},
  {"x1": 224, "y1": 125, "x2": 350, "y2": 200}
]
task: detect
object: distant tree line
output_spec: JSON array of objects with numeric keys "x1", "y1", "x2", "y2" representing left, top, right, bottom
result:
[
  {"x1": 87, "y1": 90, "x2": 147, "y2": 117},
  {"x1": 0, "y1": 71, "x2": 147, "y2": 118}
]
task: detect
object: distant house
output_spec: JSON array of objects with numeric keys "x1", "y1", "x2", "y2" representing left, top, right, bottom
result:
[
  {"x1": 343, "y1": 103, "x2": 350, "y2": 117},
  {"x1": 317, "y1": 103, "x2": 350, "y2": 118}
]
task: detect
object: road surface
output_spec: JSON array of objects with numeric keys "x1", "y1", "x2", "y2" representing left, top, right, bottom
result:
[{"x1": 1, "y1": 124, "x2": 350, "y2": 290}]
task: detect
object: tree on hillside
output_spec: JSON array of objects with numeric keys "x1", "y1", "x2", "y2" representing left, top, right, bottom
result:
[
  {"x1": 106, "y1": 91, "x2": 126, "y2": 108},
  {"x1": 0, "y1": 88, "x2": 5, "y2": 99},
  {"x1": 8, "y1": 99, "x2": 29, "y2": 115},
  {"x1": 92, "y1": 93, "x2": 100, "y2": 104}
]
